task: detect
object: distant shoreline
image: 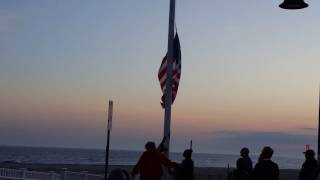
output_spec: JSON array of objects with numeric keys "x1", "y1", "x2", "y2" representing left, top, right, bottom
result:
[
  {"x1": 0, "y1": 145, "x2": 241, "y2": 157},
  {"x1": 0, "y1": 146, "x2": 304, "y2": 170},
  {"x1": 0, "y1": 145, "x2": 302, "y2": 160}
]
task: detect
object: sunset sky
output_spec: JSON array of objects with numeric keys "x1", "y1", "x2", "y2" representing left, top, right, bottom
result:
[{"x1": 0, "y1": 0, "x2": 320, "y2": 157}]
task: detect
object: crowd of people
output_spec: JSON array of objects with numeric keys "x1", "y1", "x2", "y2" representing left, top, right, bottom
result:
[
  {"x1": 129, "y1": 140, "x2": 320, "y2": 180},
  {"x1": 232, "y1": 146, "x2": 320, "y2": 180},
  {"x1": 233, "y1": 146, "x2": 279, "y2": 180}
]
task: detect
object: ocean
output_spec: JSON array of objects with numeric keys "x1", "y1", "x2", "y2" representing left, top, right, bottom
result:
[{"x1": 0, "y1": 146, "x2": 304, "y2": 169}]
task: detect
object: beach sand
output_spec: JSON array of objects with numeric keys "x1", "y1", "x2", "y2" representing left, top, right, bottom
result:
[{"x1": 0, "y1": 162, "x2": 299, "y2": 180}]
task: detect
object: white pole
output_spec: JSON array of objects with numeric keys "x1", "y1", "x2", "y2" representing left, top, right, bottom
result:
[{"x1": 164, "y1": 0, "x2": 175, "y2": 158}]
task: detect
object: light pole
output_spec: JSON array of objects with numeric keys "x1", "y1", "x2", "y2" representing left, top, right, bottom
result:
[{"x1": 279, "y1": 0, "x2": 320, "y2": 164}]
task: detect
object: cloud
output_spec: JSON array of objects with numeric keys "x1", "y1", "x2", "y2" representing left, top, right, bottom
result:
[
  {"x1": 205, "y1": 130, "x2": 317, "y2": 156},
  {"x1": 296, "y1": 127, "x2": 317, "y2": 131},
  {"x1": 212, "y1": 130, "x2": 315, "y2": 144},
  {"x1": 293, "y1": 127, "x2": 317, "y2": 136}
]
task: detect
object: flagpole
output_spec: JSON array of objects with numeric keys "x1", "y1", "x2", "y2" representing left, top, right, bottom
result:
[
  {"x1": 164, "y1": 0, "x2": 176, "y2": 158},
  {"x1": 105, "y1": 100, "x2": 113, "y2": 180}
]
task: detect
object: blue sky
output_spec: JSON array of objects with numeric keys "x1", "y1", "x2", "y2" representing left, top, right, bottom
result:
[{"x1": 0, "y1": 0, "x2": 320, "y2": 157}]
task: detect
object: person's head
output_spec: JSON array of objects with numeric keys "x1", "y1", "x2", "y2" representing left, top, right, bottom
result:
[
  {"x1": 183, "y1": 149, "x2": 193, "y2": 159},
  {"x1": 145, "y1": 141, "x2": 156, "y2": 151},
  {"x1": 240, "y1": 147, "x2": 250, "y2": 158},
  {"x1": 304, "y1": 149, "x2": 315, "y2": 160},
  {"x1": 258, "y1": 146, "x2": 274, "y2": 162}
]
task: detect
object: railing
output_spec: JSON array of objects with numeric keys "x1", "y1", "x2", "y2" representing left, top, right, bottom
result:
[
  {"x1": 194, "y1": 173, "x2": 227, "y2": 180},
  {"x1": 83, "y1": 174, "x2": 102, "y2": 180},
  {"x1": 0, "y1": 168, "x2": 103, "y2": 180},
  {"x1": 0, "y1": 169, "x2": 23, "y2": 178},
  {"x1": 25, "y1": 170, "x2": 60, "y2": 180}
]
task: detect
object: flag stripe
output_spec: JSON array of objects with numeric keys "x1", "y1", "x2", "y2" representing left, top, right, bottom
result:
[{"x1": 158, "y1": 33, "x2": 181, "y2": 108}]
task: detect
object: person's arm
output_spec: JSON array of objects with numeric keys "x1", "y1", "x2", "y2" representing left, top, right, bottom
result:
[
  {"x1": 132, "y1": 163, "x2": 140, "y2": 175},
  {"x1": 159, "y1": 153, "x2": 177, "y2": 168},
  {"x1": 157, "y1": 136, "x2": 167, "y2": 153}
]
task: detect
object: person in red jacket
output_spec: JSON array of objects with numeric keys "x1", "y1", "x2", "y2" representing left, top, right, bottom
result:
[{"x1": 132, "y1": 141, "x2": 176, "y2": 180}]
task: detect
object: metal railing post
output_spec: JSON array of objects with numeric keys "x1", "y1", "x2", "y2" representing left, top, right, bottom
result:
[
  {"x1": 82, "y1": 171, "x2": 88, "y2": 180},
  {"x1": 61, "y1": 168, "x2": 68, "y2": 180},
  {"x1": 50, "y1": 171, "x2": 55, "y2": 180},
  {"x1": 20, "y1": 168, "x2": 27, "y2": 179}
]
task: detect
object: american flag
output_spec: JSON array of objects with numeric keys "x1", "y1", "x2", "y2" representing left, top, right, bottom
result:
[{"x1": 158, "y1": 33, "x2": 181, "y2": 108}]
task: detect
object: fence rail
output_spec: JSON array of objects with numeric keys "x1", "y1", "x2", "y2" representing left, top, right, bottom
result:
[{"x1": 0, "y1": 168, "x2": 102, "y2": 180}]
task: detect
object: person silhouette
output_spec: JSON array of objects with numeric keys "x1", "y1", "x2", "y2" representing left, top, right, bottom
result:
[
  {"x1": 252, "y1": 146, "x2": 279, "y2": 180},
  {"x1": 175, "y1": 149, "x2": 194, "y2": 180},
  {"x1": 299, "y1": 149, "x2": 318, "y2": 180},
  {"x1": 132, "y1": 141, "x2": 176, "y2": 180},
  {"x1": 233, "y1": 147, "x2": 253, "y2": 180}
]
